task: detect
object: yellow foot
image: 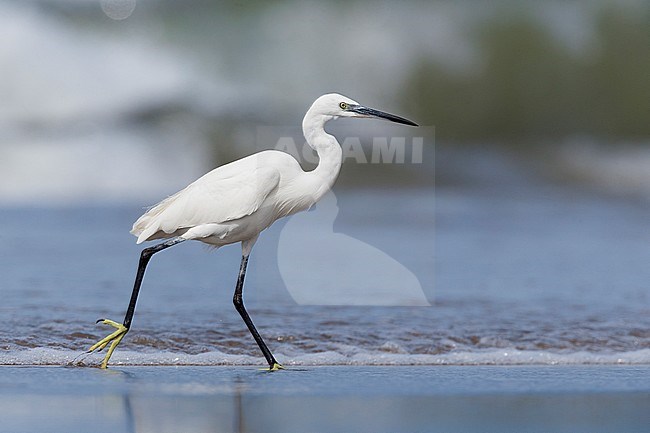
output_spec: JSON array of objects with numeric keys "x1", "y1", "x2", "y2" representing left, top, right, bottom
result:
[
  {"x1": 260, "y1": 362, "x2": 285, "y2": 372},
  {"x1": 87, "y1": 319, "x2": 128, "y2": 369}
]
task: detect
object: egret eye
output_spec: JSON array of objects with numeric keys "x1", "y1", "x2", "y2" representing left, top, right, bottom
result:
[{"x1": 339, "y1": 102, "x2": 348, "y2": 110}]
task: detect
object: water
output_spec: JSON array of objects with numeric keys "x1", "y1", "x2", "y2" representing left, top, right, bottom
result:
[
  {"x1": 2, "y1": 366, "x2": 649, "y2": 433},
  {"x1": 1, "y1": 2, "x2": 648, "y2": 367},
  {"x1": 1, "y1": 182, "x2": 649, "y2": 366}
]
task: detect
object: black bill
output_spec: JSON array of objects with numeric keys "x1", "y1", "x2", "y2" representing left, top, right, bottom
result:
[{"x1": 350, "y1": 105, "x2": 418, "y2": 127}]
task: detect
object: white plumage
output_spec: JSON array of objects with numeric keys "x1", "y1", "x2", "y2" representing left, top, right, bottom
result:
[
  {"x1": 131, "y1": 93, "x2": 357, "y2": 248},
  {"x1": 132, "y1": 153, "x2": 286, "y2": 245},
  {"x1": 87, "y1": 93, "x2": 418, "y2": 370}
]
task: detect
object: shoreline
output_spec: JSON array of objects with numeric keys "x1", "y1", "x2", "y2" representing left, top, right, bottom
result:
[
  {"x1": 3, "y1": 347, "x2": 650, "y2": 368},
  {"x1": 2, "y1": 365, "x2": 649, "y2": 433}
]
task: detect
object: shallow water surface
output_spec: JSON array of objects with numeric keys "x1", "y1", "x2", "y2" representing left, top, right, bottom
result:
[
  {"x1": 1, "y1": 365, "x2": 649, "y2": 433},
  {"x1": 1, "y1": 183, "x2": 648, "y2": 366}
]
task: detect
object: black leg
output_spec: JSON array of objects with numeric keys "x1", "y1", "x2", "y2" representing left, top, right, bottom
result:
[
  {"x1": 123, "y1": 237, "x2": 185, "y2": 329},
  {"x1": 88, "y1": 237, "x2": 184, "y2": 368},
  {"x1": 233, "y1": 254, "x2": 283, "y2": 370}
]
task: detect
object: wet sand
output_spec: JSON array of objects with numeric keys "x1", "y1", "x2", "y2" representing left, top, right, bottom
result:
[{"x1": 1, "y1": 365, "x2": 649, "y2": 433}]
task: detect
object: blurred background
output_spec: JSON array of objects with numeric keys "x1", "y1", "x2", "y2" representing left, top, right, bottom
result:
[
  {"x1": 1, "y1": 0, "x2": 649, "y2": 364},
  {"x1": 2, "y1": 0, "x2": 649, "y2": 203}
]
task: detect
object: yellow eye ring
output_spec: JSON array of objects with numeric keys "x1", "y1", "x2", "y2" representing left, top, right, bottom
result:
[{"x1": 339, "y1": 102, "x2": 348, "y2": 110}]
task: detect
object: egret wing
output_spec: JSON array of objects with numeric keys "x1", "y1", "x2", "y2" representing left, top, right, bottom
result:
[{"x1": 132, "y1": 164, "x2": 281, "y2": 243}]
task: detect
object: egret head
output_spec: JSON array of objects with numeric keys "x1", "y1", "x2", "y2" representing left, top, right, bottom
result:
[{"x1": 309, "y1": 93, "x2": 418, "y2": 126}]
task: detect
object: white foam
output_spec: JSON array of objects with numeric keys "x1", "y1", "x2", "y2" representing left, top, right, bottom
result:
[{"x1": 3, "y1": 347, "x2": 650, "y2": 367}]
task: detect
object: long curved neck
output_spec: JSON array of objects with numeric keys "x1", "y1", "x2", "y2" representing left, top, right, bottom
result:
[
  {"x1": 312, "y1": 138, "x2": 343, "y2": 193},
  {"x1": 302, "y1": 111, "x2": 343, "y2": 200}
]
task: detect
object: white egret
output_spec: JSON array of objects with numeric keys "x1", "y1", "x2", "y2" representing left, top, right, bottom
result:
[{"x1": 87, "y1": 93, "x2": 418, "y2": 370}]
